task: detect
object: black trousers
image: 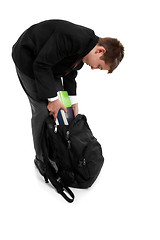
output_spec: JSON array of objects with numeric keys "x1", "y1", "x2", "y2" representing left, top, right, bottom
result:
[{"x1": 16, "y1": 67, "x2": 63, "y2": 161}]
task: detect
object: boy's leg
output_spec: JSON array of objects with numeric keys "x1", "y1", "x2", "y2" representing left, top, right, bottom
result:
[
  {"x1": 28, "y1": 97, "x2": 49, "y2": 161},
  {"x1": 16, "y1": 67, "x2": 63, "y2": 162}
]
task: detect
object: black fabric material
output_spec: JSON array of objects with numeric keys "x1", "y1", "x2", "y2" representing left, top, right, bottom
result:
[
  {"x1": 16, "y1": 67, "x2": 63, "y2": 161},
  {"x1": 12, "y1": 20, "x2": 99, "y2": 99},
  {"x1": 39, "y1": 114, "x2": 104, "y2": 202}
]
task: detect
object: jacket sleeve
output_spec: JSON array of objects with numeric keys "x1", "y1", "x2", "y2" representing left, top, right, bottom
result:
[
  {"x1": 33, "y1": 32, "x2": 71, "y2": 99},
  {"x1": 63, "y1": 70, "x2": 78, "y2": 96}
]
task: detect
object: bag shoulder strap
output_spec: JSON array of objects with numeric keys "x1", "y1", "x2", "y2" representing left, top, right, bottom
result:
[
  {"x1": 41, "y1": 117, "x2": 75, "y2": 203},
  {"x1": 45, "y1": 164, "x2": 74, "y2": 203}
]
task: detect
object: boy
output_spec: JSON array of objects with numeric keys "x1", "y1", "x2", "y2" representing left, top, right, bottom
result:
[{"x1": 12, "y1": 19, "x2": 124, "y2": 166}]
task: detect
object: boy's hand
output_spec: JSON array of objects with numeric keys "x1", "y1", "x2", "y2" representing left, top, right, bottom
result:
[
  {"x1": 47, "y1": 99, "x2": 67, "y2": 121},
  {"x1": 72, "y1": 103, "x2": 78, "y2": 117}
]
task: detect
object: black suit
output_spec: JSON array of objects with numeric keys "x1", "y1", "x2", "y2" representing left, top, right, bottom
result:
[
  {"x1": 12, "y1": 19, "x2": 99, "y2": 99},
  {"x1": 12, "y1": 20, "x2": 98, "y2": 162}
]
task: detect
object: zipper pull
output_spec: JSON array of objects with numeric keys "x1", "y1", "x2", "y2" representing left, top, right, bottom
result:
[
  {"x1": 66, "y1": 131, "x2": 70, "y2": 140},
  {"x1": 78, "y1": 158, "x2": 86, "y2": 167},
  {"x1": 68, "y1": 140, "x2": 71, "y2": 149},
  {"x1": 83, "y1": 158, "x2": 86, "y2": 166},
  {"x1": 66, "y1": 131, "x2": 71, "y2": 149},
  {"x1": 54, "y1": 125, "x2": 57, "y2": 133}
]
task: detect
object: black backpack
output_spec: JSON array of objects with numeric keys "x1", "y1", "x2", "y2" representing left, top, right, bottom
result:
[{"x1": 37, "y1": 114, "x2": 104, "y2": 202}]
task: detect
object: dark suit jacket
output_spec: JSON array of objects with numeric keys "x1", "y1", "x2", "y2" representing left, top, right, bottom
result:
[{"x1": 12, "y1": 20, "x2": 99, "y2": 99}]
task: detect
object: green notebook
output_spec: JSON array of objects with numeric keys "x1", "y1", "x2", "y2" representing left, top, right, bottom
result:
[
  {"x1": 56, "y1": 91, "x2": 74, "y2": 125},
  {"x1": 58, "y1": 91, "x2": 72, "y2": 107}
]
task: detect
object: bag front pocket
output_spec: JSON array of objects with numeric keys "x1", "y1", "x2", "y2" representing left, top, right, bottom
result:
[{"x1": 75, "y1": 138, "x2": 104, "y2": 187}]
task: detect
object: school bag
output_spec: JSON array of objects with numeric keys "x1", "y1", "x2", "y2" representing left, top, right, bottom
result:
[{"x1": 36, "y1": 114, "x2": 104, "y2": 203}]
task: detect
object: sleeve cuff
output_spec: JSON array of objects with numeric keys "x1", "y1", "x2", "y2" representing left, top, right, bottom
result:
[
  {"x1": 48, "y1": 95, "x2": 78, "y2": 105},
  {"x1": 69, "y1": 95, "x2": 78, "y2": 105},
  {"x1": 48, "y1": 96, "x2": 58, "y2": 102}
]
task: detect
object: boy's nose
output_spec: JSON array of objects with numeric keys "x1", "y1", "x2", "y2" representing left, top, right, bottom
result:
[{"x1": 91, "y1": 66, "x2": 97, "y2": 70}]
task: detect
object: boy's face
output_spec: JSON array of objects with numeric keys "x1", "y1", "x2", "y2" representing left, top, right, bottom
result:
[{"x1": 83, "y1": 45, "x2": 110, "y2": 71}]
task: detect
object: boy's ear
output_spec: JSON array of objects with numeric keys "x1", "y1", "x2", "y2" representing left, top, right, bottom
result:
[{"x1": 95, "y1": 46, "x2": 106, "y2": 55}]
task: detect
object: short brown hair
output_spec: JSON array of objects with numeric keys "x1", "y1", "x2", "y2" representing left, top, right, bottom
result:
[{"x1": 98, "y1": 37, "x2": 124, "y2": 73}]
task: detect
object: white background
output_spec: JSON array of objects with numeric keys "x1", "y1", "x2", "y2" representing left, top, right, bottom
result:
[{"x1": 1, "y1": 0, "x2": 160, "y2": 239}]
